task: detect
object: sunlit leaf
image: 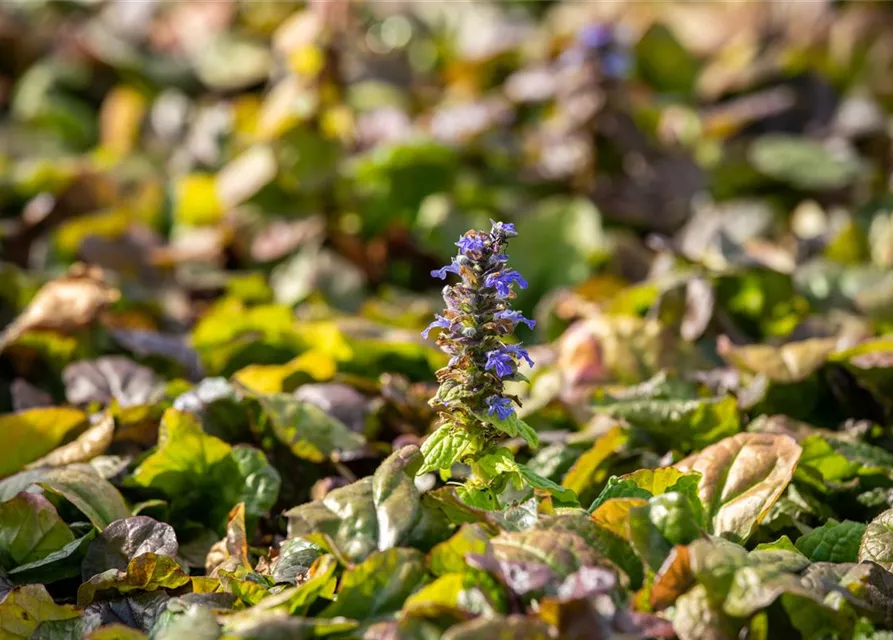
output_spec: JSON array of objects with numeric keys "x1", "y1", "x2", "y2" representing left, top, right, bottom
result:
[
  {"x1": 675, "y1": 433, "x2": 801, "y2": 543},
  {"x1": 0, "y1": 407, "x2": 88, "y2": 477}
]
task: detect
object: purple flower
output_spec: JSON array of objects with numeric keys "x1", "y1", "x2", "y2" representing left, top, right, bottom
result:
[
  {"x1": 503, "y1": 344, "x2": 534, "y2": 367},
  {"x1": 422, "y1": 315, "x2": 451, "y2": 339},
  {"x1": 494, "y1": 310, "x2": 535, "y2": 330},
  {"x1": 485, "y1": 269, "x2": 528, "y2": 298},
  {"x1": 456, "y1": 235, "x2": 487, "y2": 254},
  {"x1": 485, "y1": 350, "x2": 515, "y2": 378},
  {"x1": 486, "y1": 396, "x2": 515, "y2": 420},
  {"x1": 432, "y1": 260, "x2": 461, "y2": 280},
  {"x1": 490, "y1": 220, "x2": 517, "y2": 237},
  {"x1": 579, "y1": 24, "x2": 613, "y2": 49},
  {"x1": 602, "y1": 51, "x2": 631, "y2": 79}
]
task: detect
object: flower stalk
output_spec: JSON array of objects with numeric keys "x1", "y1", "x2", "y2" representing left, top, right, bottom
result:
[{"x1": 417, "y1": 221, "x2": 578, "y2": 509}]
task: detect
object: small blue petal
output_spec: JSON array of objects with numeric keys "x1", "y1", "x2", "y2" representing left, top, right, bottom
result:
[
  {"x1": 579, "y1": 24, "x2": 612, "y2": 49},
  {"x1": 602, "y1": 51, "x2": 631, "y2": 79},
  {"x1": 421, "y1": 315, "x2": 451, "y2": 339},
  {"x1": 485, "y1": 350, "x2": 515, "y2": 378},
  {"x1": 503, "y1": 344, "x2": 534, "y2": 367},
  {"x1": 456, "y1": 235, "x2": 487, "y2": 254},
  {"x1": 490, "y1": 220, "x2": 518, "y2": 237},
  {"x1": 486, "y1": 395, "x2": 515, "y2": 420},
  {"x1": 485, "y1": 269, "x2": 528, "y2": 298},
  {"x1": 432, "y1": 261, "x2": 461, "y2": 280},
  {"x1": 495, "y1": 310, "x2": 536, "y2": 330}
]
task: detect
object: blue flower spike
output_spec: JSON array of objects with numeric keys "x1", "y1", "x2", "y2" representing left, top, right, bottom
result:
[
  {"x1": 422, "y1": 219, "x2": 533, "y2": 424},
  {"x1": 417, "y1": 221, "x2": 567, "y2": 511}
]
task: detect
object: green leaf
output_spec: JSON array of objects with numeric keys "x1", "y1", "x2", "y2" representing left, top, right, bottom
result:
[
  {"x1": 225, "y1": 555, "x2": 338, "y2": 625},
  {"x1": 480, "y1": 410, "x2": 539, "y2": 449},
  {"x1": 128, "y1": 409, "x2": 273, "y2": 532},
  {"x1": 490, "y1": 529, "x2": 610, "y2": 580},
  {"x1": 456, "y1": 484, "x2": 500, "y2": 511},
  {"x1": 723, "y1": 562, "x2": 851, "y2": 638},
  {"x1": 628, "y1": 492, "x2": 704, "y2": 571},
  {"x1": 635, "y1": 23, "x2": 699, "y2": 94},
  {"x1": 231, "y1": 445, "x2": 281, "y2": 528},
  {"x1": 597, "y1": 395, "x2": 740, "y2": 452},
  {"x1": 799, "y1": 435, "x2": 863, "y2": 482},
  {"x1": 749, "y1": 134, "x2": 860, "y2": 190},
  {"x1": 417, "y1": 424, "x2": 479, "y2": 475},
  {"x1": 403, "y1": 570, "x2": 505, "y2": 616},
  {"x1": 223, "y1": 615, "x2": 357, "y2": 639},
  {"x1": 561, "y1": 426, "x2": 627, "y2": 508},
  {"x1": 351, "y1": 138, "x2": 458, "y2": 235},
  {"x1": 538, "y1": 509, "x2": 643, "y2": 588},
  {"x1": 39, "y1": 464, "x2": 130, "y2": 530},
  {"x1": 675, "y1": 432, "x2": 802, "y2": 543},
  {"x1": 8, "y1": 530, "x2": 96, "y2": 584},
  {"x1": 0, "y1": 584, "x2": 79, "y2": 639},
  {"x1": 473, "y1": 447, "x2": 520, "y2": 481},
  {"x1": 796, "y1": 520, "x2": 865, "y2": 562},
  {"x1": 754, "y1": 536, "x2": 801, "y2": 554},
  {"x1": 149, "y1": 597, "x2": 223, "y2": 640},
  {"x1": 715, "y1": 271, "x2": 811, "y2": 341},
  {"x1": 860, "y1": 508, "x2": 893, "y2": 570},
  {"x1": 339, "y1": 326, "x2": 446, "y2": 381},
  {"x1": 588, "y1": 476, "x2": 652, "y2": 512},
  {"x1": 589, "y1": 467, "x2": 702, "y2": 512},
  {"x1": 0, "y1": 492, "x2": 74, "y2": 570},
  {"x1": 284, "y1": 447, "x2": 427, "y2": 562},
  {"x1": 77, "y1": 552, "x2": 190, "y2": 606},
  {"x1": 429, "y1": 524, "x2": 492, "y2": 577},
  {"x1": 256, "y1": 393, "x2": 366, "y2": 463},
  {"x1": 0, "y1": 407, "x2": 87, "y2": 477},
  {"x1": 517, "y1": 464, "x2": 579, "y2": 507},
  {"x1": 270, "y1": 538, "x2": 323, "y2": 585},
  {"x1": 673, "y1": 584, "x2": 741, "y2": 640},
  {"x1": 372, "y1": 445, "x2": 422, "y2": 551},
  {"x1": 129, "y1": 408, "x2": 232, "y2": 496},
  {"x1": 320, "y1": 548, "x2": 425, "y2": 619}
]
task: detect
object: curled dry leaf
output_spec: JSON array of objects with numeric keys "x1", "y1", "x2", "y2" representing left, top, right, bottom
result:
[
  {"x1": 26, "y1": 412, "x2": 115, "y2": 470},
  {"x1": 675, "y1": 432, "x2": 802, "y2": 543},
  {"x1": 0, "y1": 263, "x2": 120, "y2": 352}
]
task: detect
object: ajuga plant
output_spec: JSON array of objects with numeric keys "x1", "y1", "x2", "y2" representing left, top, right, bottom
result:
[{"x1": 417, "y1": 221, "x2": 578, "y2": 510}]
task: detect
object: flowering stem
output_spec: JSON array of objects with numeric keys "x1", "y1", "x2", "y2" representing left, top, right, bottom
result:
[{"x1": 417, "y1": 222, "x2": 578, "y2": 509}]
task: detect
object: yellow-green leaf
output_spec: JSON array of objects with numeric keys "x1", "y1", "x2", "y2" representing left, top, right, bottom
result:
[
  {"x1": 0, "y1": 584, "x2": 79, "y2": 639},
  {"x1": 0, "y1": 407, "x2": 88, "y2": 478},
  {"x1": 174, "y1": 173, "x2": 223, "y2": 226}
]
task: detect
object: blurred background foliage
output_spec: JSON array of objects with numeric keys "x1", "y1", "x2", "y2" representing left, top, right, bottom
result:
[
  {"x1": 3, "y1": 0, "x2": 893, "y2": 438},
  {"x1": 7, "y1": 2, "x2": 893, "y2": 638}
]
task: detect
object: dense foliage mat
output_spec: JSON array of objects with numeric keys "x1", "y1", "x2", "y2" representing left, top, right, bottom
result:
[{"x1": 6, "y1": 1, "x2": 893, "y2": 638}]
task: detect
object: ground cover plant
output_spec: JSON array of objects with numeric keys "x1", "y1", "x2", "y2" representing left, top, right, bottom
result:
[{"x1": 6, "y1": 1, "x2": 893, "y2": 638}]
